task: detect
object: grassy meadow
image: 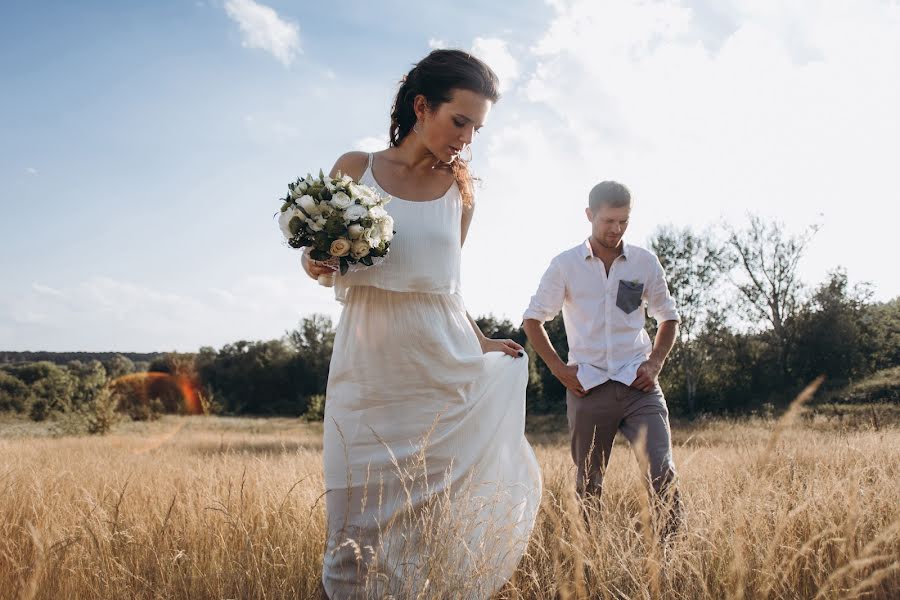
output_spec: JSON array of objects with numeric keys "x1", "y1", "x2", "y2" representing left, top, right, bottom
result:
[{"x1": 1, "y1": 402, "x2": 898, "y2": 599}]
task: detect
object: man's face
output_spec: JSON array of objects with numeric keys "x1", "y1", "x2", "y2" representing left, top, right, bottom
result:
[{"x1": 586, "y1": 204, "x2": 631, "y2": 249}]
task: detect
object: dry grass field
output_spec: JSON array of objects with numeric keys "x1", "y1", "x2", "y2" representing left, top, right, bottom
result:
[{"x1": 1, "y1": 402, "x2": 898, "y2": 599}]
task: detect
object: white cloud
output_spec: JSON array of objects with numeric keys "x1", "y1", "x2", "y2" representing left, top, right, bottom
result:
[
  {"x1": 429, "y1": 38, "x2": 446, "y2": 49},
  {"x1": 466, "y1": 0, "x2": 900, "y2": 318},
  {"x1": 225, "y1": 0, "x2": 301, "y2": 66},
  {"x1": 25, "y1": 167, "x2": 37, "y2": 175},
  {"x1": 353, "y1": 135, "x2": 389, "y2": 152},
  {"x1": 471, "y1": 37, "x2": 520, "y2": 94},
  {"x1": 2, "y1": 275, "x2": 337, "y2": 351},
  {"x1": 32, "y1": 283, "x2": 62, "y2": 296}
]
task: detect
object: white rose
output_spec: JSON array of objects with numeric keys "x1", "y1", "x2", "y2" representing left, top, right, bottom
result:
[
  {"x1": 307, "y1": 217, "x2": 323, "y2": 232},
  {"x1": 366, "y1": 228, "x2": 383, "y2": 248},
  {"x1": 330, "y1": 192, "x2": 353, "y2": 210},
  {"x1": 341, "y1": 174, "x2": 353, "y2": 184},
  {"x1": 347, "y1": 224, "x2": 365, "y2": 239},
  {"x1": 343, "y1": 204, "x2": 369, "y2": 222},
  {"x1": 348, "y1": 183, "x2": 375, "y2": 206},
  {"x1": 278, "y1": 206, "x2": 301, "y2": 238},
  {"x1": 350, "y1": 239, "x2": 370, "y2": 259},
  {"x1": 298, "y1": 181, "x2": 308, "y2": 192},
  {"x1": 325, "y1": 181, "x2": 336, "y2": 193},
  {"x1": 298, "y1": 194, "x2": 320, "y2": 216},
  {"x1": 329, "y1": 238, "x2": 351, "y2": 257},
  {"x1": 368, "y1": 205, "x2": 388, "y2": 220},
  {"x1": 378, "y1": 216, "x2": 394, "y2": 240}
]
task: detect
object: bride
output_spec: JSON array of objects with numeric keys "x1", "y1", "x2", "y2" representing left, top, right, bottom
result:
[{"x1": 301, "y1": 49, "x2": 542, "y2": 599}]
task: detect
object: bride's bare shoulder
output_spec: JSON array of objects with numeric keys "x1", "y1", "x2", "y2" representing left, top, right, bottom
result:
[{"x1": 329, "y1": 151, "x2": 370, "y2": 181}]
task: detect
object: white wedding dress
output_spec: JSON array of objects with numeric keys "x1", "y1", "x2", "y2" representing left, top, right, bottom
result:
[{"x1": 321, "y1": 154, "x2": 542, "y2": 599}]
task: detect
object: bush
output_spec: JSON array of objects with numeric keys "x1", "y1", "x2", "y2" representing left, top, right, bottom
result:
[
  {"x1": 0, "y1": 371, "x2": 30, "y2": 412},
  {"x1": 84, "y1": 386, "x2": 119, "y2": 435},
  {"x1": 303, "y1": 394, "x2": 326, "y2": 421},
  {"x1": 29, "y1": 397, "x2": 51, "y2": 422}
]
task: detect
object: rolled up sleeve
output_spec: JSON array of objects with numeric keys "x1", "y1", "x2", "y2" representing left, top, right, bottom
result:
[
  {"x1": 646, "y1": 256, "x2": 680, "y2": 324},
  {"x1": 523, "y1": 257, "x2": 566, "y2": 323}
]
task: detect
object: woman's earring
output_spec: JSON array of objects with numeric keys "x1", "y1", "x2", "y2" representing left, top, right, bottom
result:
[{"x1": 413, "y1": 121, "x2": 421, "y2": 135}]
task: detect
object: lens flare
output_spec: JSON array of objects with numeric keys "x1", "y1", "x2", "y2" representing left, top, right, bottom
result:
[{"x1": 110, "y1": 372, "x2": 203, "y2": 415}]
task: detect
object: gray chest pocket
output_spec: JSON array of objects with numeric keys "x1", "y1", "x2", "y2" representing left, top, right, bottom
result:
[{"x1": 616, "y1": 280, "x2": 644, "y2": 314}]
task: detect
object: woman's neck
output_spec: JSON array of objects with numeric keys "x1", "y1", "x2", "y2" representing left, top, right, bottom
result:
[{"x1": 389, "y1": 137, "x2": 448, "y2": 173}]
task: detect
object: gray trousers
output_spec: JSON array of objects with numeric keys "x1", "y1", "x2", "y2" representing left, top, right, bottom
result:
[{"x1": 566, "y1": 380, "x2": 678, "y2": 500}]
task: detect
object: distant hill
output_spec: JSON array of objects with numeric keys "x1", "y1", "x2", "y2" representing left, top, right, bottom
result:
[{"x1": 0, "y1": 351, "x2": 164, "y2": 366}]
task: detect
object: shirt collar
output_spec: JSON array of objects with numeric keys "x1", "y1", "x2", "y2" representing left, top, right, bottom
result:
[{"x1": 583, "y1": 238, "x2": 630, "y2": 260}]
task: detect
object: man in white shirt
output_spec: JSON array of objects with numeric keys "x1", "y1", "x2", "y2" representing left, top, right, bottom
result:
[{"x1": 523, "y1": 181, "x2": 681, "y2": 532}]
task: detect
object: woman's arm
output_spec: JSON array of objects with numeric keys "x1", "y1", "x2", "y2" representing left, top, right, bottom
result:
[
  {"x1": 461, "y1": 201, "x2": 475, "y2": 246},
  {"x1": 467, "y1": 312, "x2": 524, "y2": 358}
]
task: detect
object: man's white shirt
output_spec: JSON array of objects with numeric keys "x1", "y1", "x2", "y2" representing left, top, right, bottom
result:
[{"x1": 523, "y1": 239, "x2": 680, "y2": 391}]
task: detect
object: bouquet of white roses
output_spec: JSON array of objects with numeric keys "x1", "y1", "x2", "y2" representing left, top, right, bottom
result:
[{"x1": 277, "y1": 170, "x2": 394, "y2": 287}]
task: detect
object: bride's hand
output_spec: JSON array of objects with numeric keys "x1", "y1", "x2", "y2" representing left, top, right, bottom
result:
[
  {"x1": 301, "y1": 248, "x2": 337, "y2": 280},
  {"x1": 479, "y1": 337, "x2": 525, "y2": 358}
]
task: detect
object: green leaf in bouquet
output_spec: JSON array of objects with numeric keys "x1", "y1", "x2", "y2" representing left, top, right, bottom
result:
[
  {"x1": 313, "y1": 231, "x2": 330, "y2": 251},
  {"x1": 288, "y1": 216, "x2": 304, "y2": 235},
  {"x1": 339, "y1": 257, "x2": 349, "y2": 276},
  {"x1": 325, "y1": 215, "x2": 345, "y2": 237},
  {"x1": 360, "y1": 255, "x2": 374, "y2": 266},
  {"x1": 281, "y1": 201, "x2": 292, "y2": 212},
  {"x1": 360, "y1": 217, "x2": 373, "y2": 228},
  {"x1": 309, "y1": 249, "x2": 330, "y2": 261},
  {"x1": 319, "y1": 168, "x2": 326, "y2": 182},
  {"x1": 318, "y1": 188, "x2": 332, "y2": 202}
]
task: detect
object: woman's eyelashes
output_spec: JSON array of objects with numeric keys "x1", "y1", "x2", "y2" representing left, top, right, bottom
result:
[{"x1": 453, "y1": 119, "x2": 482, "y2": 137}]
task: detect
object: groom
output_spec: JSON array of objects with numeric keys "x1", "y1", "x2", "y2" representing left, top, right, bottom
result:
[{"x1": 523, "y1": 181, "x2": 682, "y2": 531}]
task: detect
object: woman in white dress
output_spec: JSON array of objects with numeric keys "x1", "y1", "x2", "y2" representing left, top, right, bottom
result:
[{"x1": 301, "y1": 49, "x2": 542, "y2": 599}]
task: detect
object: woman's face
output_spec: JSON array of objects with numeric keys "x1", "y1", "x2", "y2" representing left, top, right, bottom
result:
[{"x1": 415, "y1": 89, "x2": 492, "y2": 163}]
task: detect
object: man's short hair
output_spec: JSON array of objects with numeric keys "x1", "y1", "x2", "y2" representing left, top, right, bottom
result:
[{"x1": 588, "y1": 181, "x2": 632, "y2": 210}]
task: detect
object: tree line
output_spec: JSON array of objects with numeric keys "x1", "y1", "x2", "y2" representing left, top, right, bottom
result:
[{"x1": 2, "y1": 216, "x2": 897, "y2": 424}]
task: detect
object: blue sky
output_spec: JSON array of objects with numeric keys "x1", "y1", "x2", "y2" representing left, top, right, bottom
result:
[{"x1": 2, "y1": 0, "x2": 899, "y2": 351}]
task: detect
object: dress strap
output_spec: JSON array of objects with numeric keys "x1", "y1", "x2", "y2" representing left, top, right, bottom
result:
[{"x1": 366, "y1": 152, "x2": 374, "y2": 170}]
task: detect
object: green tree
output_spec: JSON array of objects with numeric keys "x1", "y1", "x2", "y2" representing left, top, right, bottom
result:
[
  {"x1": 0, "y1": 371, "x2": 31, "y2": 413},
  {"x1": 198, "y1": 340, "x2": 308, "y2": 415},
  {"x1": 67, "y1": 360, "x2": 109, "y2": 409},
  {"x1": 793, "y1": 269, "x2": 874, "y2": 382},
  {"x1": 651, "y1": 226, "x2": 734, "y2": 414},
  {"x1": 525, "y1": 314, "x2": 569, "y2": 414},
  {"x1": 726, "y1": 215, "x2": 818, "y2": 382},
  {"x1": 866, "y1": 297, "x2": 900, "y2": 370},
  {"x1": 103, "y1": 354, "x2": 135, "y2": 379},
  {"x1": 286, "y1": 314, "x2": 335, "y2": 376},
  {"x1": 6, "y1": 362, "x2": 76, "y2": 419}
]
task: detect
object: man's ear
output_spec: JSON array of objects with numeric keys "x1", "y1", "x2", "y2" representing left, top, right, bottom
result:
[{"x1": 585, "y1": 207, "x2": 594, "y2": 222}]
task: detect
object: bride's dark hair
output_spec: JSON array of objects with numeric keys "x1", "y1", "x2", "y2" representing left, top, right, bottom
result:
[{"x1": 389, "y1": 49, "x2": 500, "y2": 207}]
